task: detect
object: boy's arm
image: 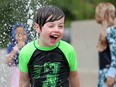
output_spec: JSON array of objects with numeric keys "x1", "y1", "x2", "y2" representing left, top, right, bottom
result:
[
  {"x1": 69, "y1": 71, "x2": 80, "y2": 87},
  {"x1": 19, "y1": 72, "x2": 30, "y2": 87}
]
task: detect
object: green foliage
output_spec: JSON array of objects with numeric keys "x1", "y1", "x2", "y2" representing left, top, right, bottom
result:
[{"x1": 0, "y1": 0, "x2": 116, "y2": 48}]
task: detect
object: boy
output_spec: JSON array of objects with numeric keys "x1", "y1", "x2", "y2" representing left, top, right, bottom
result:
[{"x1": 19, "y1": 5, "x2": 80, "y2": 87}]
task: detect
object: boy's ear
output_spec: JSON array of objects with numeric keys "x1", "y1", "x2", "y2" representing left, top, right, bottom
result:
[{"x1": 34, "y1": 23, "x2": 41, "y2": 33}]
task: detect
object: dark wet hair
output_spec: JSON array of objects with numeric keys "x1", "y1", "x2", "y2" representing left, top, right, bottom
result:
[{"x1": 35, "y1": 5, "x2": 65, "y2": 29}]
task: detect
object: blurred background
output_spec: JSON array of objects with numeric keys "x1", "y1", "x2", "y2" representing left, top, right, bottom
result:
[
  {"x1": 0, "y1": 0, "x2": 115, "y2": 87},
  {"x1": 0, "y1": 0, "x2": 115, "y2": 47}
]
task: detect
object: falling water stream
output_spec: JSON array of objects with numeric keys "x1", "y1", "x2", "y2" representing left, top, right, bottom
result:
[
  {"x1": 0, "y1": 0, "x2": 42, "y2": 86},
  {"x1": 0, "y1": 1, "x2": 70, "y2": 86}
]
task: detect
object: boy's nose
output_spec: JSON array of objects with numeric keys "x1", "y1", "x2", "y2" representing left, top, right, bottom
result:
[{"x1": 54, "y1": 27, "x2": 59, "y2": 32}]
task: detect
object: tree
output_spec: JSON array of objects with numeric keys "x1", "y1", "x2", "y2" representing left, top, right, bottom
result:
[{"x1": 0, "y1": 0, "x2": 116, "y2": 47}]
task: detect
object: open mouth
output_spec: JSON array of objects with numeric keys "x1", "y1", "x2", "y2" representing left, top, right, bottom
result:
[{"x1": 50, "y1": 35, "x2": 58, "y2": 40}]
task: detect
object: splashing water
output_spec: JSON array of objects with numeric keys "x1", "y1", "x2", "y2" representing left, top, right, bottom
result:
[
  {"x1": 0, "y1": 0, "x2": 48, "y2": 47},
  {"x1": 0, "y1": 0, "x2": 47, "y2": 86},
  {"x1": 0, "y1": 49, "x2": 12, "y2": 86}
]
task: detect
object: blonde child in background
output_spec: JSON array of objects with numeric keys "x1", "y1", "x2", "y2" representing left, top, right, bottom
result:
[{"x1": 95, "y1": 2, "x2": 116, "y2": 87}]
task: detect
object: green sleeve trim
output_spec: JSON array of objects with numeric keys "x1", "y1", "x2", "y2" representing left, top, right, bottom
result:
[
  {"x1": 59, "y1": 40, "x2": 78, "y2": 71},
  {"x1": 19, "y1": 40, "x2": 36, "y2": 73}
]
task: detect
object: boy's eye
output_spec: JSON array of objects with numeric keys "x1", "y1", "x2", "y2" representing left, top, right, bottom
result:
[
  {"x1": 48, "y1": 25, "x2": 54, "y2": 28},
  {"x1": 59, "y1": 25, "x2": 64, "y2": 29}
]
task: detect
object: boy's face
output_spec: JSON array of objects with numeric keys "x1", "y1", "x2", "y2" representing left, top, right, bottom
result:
[
  {"x1": 15, "y1": 27, "x2": 27, "y2": 42},
  {"x1": 39, "y1": 17, "x2": 65, "y2": 47}
]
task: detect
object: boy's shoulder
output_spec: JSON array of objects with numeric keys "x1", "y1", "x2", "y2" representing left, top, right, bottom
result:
[
  {"x1": 21, "y1": 40, "x2": 35, "y2": 52},
  {"x1": 24, "y1": 40, "x2": 34, "y2": 47},
  {"x1": 59, "y1": 40, "x2": 76, "y2": 56},
  {"x1": 59, "y1": 40, "x2": 74, "y2": 49}
]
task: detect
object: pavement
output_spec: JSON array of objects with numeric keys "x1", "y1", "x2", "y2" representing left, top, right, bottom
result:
[{"x1": 71, "y1": 20, "x2": 100, "y2": 87}]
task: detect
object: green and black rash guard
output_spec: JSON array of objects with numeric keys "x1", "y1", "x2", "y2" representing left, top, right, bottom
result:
[{"x1": 19, "y1": 39, "x2": 77, "y2": 87}]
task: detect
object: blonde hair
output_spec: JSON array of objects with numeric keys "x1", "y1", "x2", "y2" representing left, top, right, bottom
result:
[
  {"x1": 96, "y1": 2, "x2": 115, "y2": 25},
  {"x1": 96, "y1": 2, "x2": 116, "y2": 51}
]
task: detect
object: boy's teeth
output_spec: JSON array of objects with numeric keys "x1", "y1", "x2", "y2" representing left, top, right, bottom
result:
[{"x1": 54, "y1": 35, "x2": 58, "y2": 37}]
